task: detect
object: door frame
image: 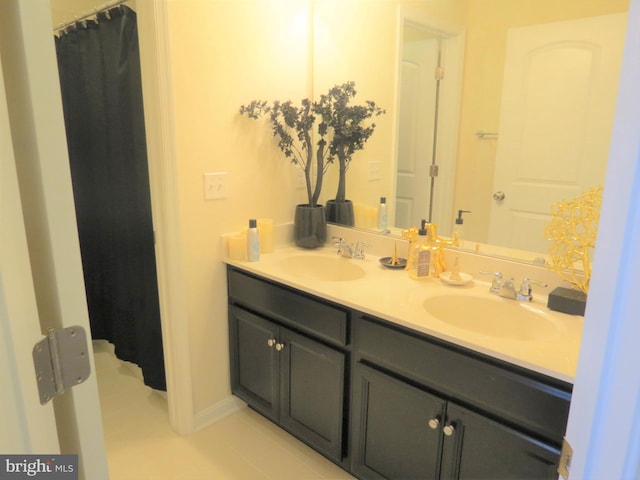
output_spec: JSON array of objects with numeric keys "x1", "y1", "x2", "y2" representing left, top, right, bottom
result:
[
  {"x1": 0, "y1": 0, "x2": 109, "y2": 476},
  {"x1": 134, "y1": 1, "x2": 195, "y2": 434},
  {"x1": 0, "y1": 37, "x2": 61, "y2": 455}
]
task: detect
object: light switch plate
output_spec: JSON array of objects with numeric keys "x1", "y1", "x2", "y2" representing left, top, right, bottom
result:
[
  {"x1": 204, "y1": 172, "x2": 227, "y2": 200},
  {"x1": 368, "y1": 161, "x2": 381, "y2": 181}
]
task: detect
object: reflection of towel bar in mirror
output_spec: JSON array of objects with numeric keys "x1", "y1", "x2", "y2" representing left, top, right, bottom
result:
[{"x1": 475, "y1": 130, "x2": 499, "y2": 139}]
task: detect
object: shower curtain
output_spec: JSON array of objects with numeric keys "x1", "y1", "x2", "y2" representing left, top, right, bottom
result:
[{"x1": 55, "y1": 6, "x2": 166, "y2": 391}]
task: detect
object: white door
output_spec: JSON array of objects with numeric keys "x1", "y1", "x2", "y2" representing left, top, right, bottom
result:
[
  {"x1": 488, "y1": 14, "x2": 626, "y2": 253},
  {"x1": 0, "y1": 1, "x2": 108, "y2": 478},
  {"x1": 395, "y1": 28, "x2": 439, "y2": 229},
  {"x1": 0, "y1": 47, "x2": 60, "y2": 457}
]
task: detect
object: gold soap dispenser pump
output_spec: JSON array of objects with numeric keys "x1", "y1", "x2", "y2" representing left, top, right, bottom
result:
[{"x1": 453, "y1": 210, "x2": 471, "y2": 247}]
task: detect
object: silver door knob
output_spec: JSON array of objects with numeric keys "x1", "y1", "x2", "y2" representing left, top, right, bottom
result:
[
  {"x1": 493, "y1": 191, "x2": 506, "y2": 201},
  {"x1": 267, "y1": 338, "x2": 276, "y2": 347},
  {"x1": 428, "y1": 418, "x2": 440, "y2": 430},
  {"x1": 275, "y1": 343, "x2": 285, "y2": 351},
  {"x1": 443, "y1": 424, "x2": 455, "y2": 436}
]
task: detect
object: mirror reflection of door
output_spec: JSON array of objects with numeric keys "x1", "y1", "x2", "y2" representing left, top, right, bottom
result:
[
  {"x1": 395, "y1": 24, "x2": 439, "y2": 229},
  {"x1": 394, "y1": 17, "x2": 462, "y2": 234},
  {"x1": 489, "y1": 13, "x2": 626, "y2": 253}
]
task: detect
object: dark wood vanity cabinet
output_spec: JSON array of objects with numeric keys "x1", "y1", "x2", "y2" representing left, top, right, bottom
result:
[
  {"x1": 226, "y1": 266, "x2": 572, "y2": 479},
  {"x1": 351, "y1": 316, "x2": 571, "y2": 480},
  {"x1": 227, "y1": 268, "x2": 349, "y2": 464}
]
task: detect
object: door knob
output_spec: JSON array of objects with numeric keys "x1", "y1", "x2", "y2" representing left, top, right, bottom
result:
[
  {"x1": 275, "y1": 343, "x2": 285, "y2": 351},
  {"x1": 493, "y1": 191, "x2": 506, "y2": 202},
  {"x1": 428, "y1": 418, "x2": 440, "y2": 430},
  {"x1": 443, "y1": 424, "x2": 456, "y2": 436},
  {"x1": 267, "y1": 338, "x2": 276, "y2": 347}
]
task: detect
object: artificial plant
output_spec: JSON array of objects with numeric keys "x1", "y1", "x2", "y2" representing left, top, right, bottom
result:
[
  {"x1": 544, "y1": 186, "x2": 603, "y2": 294},
  {"x1": 240, "y1": 82, "x2": 384, "y2": 206},
  {"x1": 240, "y1": 98, "x2": 328, "y2": 207},
  {"x1": 317, "y1": 81, "x2": 385, "y2": 203}
]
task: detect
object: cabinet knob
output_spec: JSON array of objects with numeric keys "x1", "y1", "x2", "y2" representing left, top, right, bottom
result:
[
  {"x1": 428, "y1": 418, "x2": 440, "y2": 430},
  {"x1": 275, "y1": 343, "x2": 285, "y2": 351},
  {"x1": 267, "y1": 338, "x2": 276, "y2": 347},
  {"x1": 443, "y1": 424, "x2": 456, "y2": 437}
]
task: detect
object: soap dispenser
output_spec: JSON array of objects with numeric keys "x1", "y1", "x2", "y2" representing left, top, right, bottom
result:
[
  {"x1": 377, "y1": 196, "x2": 387, "y2": 230},
  {"x1": 408, "y1": 220, "x2": 431, "y2": 280},
  {"x1": 453, "y1": 210, "x2": 471, "y2": 247},
  {"x1": 246, "y1": 219, "x2": 260, "y2": 261}
]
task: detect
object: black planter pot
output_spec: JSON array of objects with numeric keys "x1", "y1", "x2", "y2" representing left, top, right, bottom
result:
[
  {"x1": 326, "y1": 199, "x2": 354, "y2": 227},
  {"x1": 294, "y1": 204, "x2": 327, "y2": 249}
]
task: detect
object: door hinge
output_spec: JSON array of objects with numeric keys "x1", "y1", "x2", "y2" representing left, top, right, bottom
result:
[
  {"x1": 32, "y1": 326, "x2": 91, "y2": 404},
  {"x1": 435, "y1": 65, "x2": 445, "y2": 80},
  {"x1": 558, "y1": 436, "x2": 573, "y2": 479},
  {"x1": 429, "y1": 164, "x2": 439, "y2": 177}
]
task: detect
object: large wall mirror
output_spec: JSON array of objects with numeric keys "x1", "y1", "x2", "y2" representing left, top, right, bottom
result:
[
  {"x1": 314, "y1": 0, "x2": 629, "y2": 264},
  {"x1": 50, "y1": 0, "x2": 629, "y2": 267}
]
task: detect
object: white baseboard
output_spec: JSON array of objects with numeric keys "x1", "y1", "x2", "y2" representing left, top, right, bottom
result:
[{"x1": 193, "y1": 395, "x2": 247, "y2": 432}]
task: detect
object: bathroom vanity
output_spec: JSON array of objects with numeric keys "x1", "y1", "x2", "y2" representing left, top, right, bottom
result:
[{"x1": 226, "y1": 245, "x2": 581, "y2": 479}]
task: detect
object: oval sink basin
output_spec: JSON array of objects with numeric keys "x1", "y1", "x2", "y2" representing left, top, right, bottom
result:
[
  {"x1": 277, "y1": 255, "x2": 366, "y2": 282},
  {"x1": 423, "y1": 294, "x2": 562, "y2": 341}
]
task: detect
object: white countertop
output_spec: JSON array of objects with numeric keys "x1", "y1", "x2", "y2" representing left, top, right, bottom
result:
[{"x1": 224, "y1": 245, "x2": 583, "y2": 384}]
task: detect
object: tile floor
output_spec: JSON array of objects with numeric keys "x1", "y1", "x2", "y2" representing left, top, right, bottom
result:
[{"x1": 94, "y1": 341, "x2": 355, "y2": 480}]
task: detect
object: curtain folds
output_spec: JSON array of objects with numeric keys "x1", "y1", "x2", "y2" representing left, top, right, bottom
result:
[{"x1": 55, "y1": 6, "x2": 166, "y2": 391}]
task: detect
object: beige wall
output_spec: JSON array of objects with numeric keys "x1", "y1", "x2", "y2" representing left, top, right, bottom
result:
[
  {"x1": 456, "y1": 0, "x2": 629, "y2": 243},
  {"x1": 165, "y1": 0, "x2": 311, "y2": 413}
]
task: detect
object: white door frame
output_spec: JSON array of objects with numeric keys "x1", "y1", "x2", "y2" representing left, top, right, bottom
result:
[
  {"x1": 0, "y1": 0, "x2": 108, "y2": 477},
  {"x1": 564, "y1": 0, "x2": 640, "y2": 477},
  {"x1": 135, "y1": 1, "x2": 195, "y2": 433},
  {"x1": 0, "y1": 37, "x2": 60, "y2": 455}
]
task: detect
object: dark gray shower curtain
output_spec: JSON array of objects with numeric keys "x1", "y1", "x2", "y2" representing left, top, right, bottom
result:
[{"x1": 55, "y1": 6, "x2": 166, "y2": 391}]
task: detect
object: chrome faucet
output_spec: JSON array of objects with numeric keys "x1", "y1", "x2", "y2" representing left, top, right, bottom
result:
[
  {"x1": 481, "y1": 271, "x2": 503, "y2": 294},
  {"x1": 332, "y1": 237, "x2": 370, "y2": 259},
  {"x1": 483, "y1": 272, "x2": 547, "y2": 301}
]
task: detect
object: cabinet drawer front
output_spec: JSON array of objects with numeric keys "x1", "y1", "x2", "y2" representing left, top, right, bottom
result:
[
  {"x1": 356, "y1": 316, "x2": 571, "y2": 444},
  {"x1": 228, "y1": 268, "x2": 348, "y2": 346}
]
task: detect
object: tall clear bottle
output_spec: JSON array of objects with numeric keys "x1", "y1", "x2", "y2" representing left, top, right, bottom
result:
[
  {"x1": 246, "y1": 219, "x2": 260, "y2": 261},
  {"x1": 377, "y1": 196, "x2": 387, "y2": 230}
]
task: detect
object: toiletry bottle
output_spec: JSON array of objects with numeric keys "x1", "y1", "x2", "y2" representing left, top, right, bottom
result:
[
  {"x1": 247, "y1": 219, "x2": 260, "y2": 261},
  {"x1": 453, "y1": 210, "x2": 471, "y2": 247},
  {"x1": 377, "y1": 196, "x2": 387, "y2": 230},
  {"x1": 409, "y1": 220, "x2": 431, "y2": 280}
]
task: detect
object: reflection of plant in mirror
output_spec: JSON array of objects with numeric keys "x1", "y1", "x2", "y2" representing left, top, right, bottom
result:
[
  {"x1": 240, "y1": 98, "x2": 329, "y2": 207},
  {"x1": 545, "y1": 186, "x2": 603, "y2": 294},
  {"x1": 317, "y1": 81, "x2": 385, "y2": 203}
]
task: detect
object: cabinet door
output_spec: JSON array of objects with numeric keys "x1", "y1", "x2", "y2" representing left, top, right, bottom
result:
[
  {"x1": 229, "y1": 306, "x2": 279, "y2": 420},
  {"x1": 351, "y1": 363, "x2": 446, "y2": 480},
  {"x1": 279, "y1": 327, "x2": 346, "y2": 463},
  {"x1": 440, "y1": 403, "x2": 560, "y2": 479}
]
